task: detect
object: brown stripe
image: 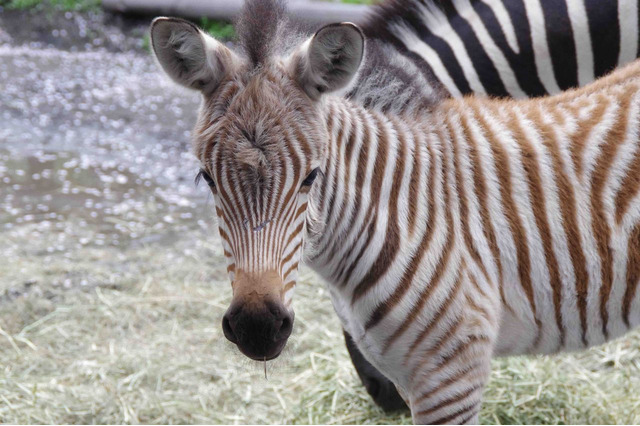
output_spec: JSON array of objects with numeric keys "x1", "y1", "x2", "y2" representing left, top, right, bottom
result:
[
  {"x1": 328, "y1": 109, "x2": 362, "y2": 268},
  {"x1": 335, "y1": 112, "x2": 373, "y2": 283},
  {"x1": 428, "y1": 335, "x2": 490, "y2": 376},
  {"x1": 282, "y1": 222, "x2": 304, "y2": 255},
  {"x1": 466, "y1": 293, "x2": 492, "y2": 325},
  {"x1": 468, "y1": 273, "x2": 489, "y2": 303},
  {"x1": 277, "y1": 124, "x2": 302, "y2": 217},
  {"x1": 282, "y1": 280, "x2": 296, "y2": 294},
  {"x1": 456, "y1": 110, "x2": 511, "y2": 313},
  {"x1": 591, "y1": 89, "x2": 635, "y2": 338},
  {"x1": 409, "y1": 317, "x2": 465, "y2": 378},
  {"x1": 313, "y1": 108, "x2": 357, "y2": 264},
  {"x1": 415, "y1": 384, "x2": 482, "y2": 419},
  {"x1": 280, "y1": 241, "x2": 303, "y2": 273},
  {"x1": 507, "y1": 109, "x2": 566, "y2": 348},
  {"x1": 623, "y1": 224, "x2": 640, "y2": 326},
  {"x1": 614, "y1": 89, "x2": 640, "y2": 222},
  {"x1": 294, "y1": 203, "x2": 308, "y2": 220},
  {"x1": 407, "y1": 127, "x2": 423, "y2": 238},
  {"x1": 615, "y1": 148, "x2": 640, "y2": 223},
  {"x1": 332, "y1": 111, "x2": 370, "y2": 281},
  {"x1": 319, "y1": 117, "x2": 351, "y2": 250},
  {"x1": 458, "y1": 408, "x2": 481, "y2": 425},
  {"x1": 568, "y1": 95, "x2": 609, "y2": 179},
  {"x1": 282, "y1": 262, "x2": 299, "y2": 281},
  {"x1": 339, "y1": 214, "x2": 376, "y2": 285},
  {"x1": 428, "y1": 402, "x2": 479, "y2": 425},
  {"x1": 404, "y1": 265, "x2": 464, "y2": 363},
  {"x1": 315, "y1": 104, "x2": 339, "y2": 220},
  {"x1": 447, "y1": 114, "x2": 493, "y2": 286},
  {"x1": 469, "y1": 104, "x2": 540, "y2": 336},
  {"x1": 218, "y1": 228, "x2": 231, "y2": 248},
  {"x1": 362, "y1": 141, "x2": 439, "y2": 331},
  {"x1": 414, "y1": 360, "x2": 483, "y2": 405},
  {"x1": 292, "y1": 120, "x2": 313, "y2": 160},
  {"x1": 532, "y1": 105, "x2": 590, "y2": 346},
  {"x1": 380, "y1": 134, "x2": 455, "y2": 352},
  {"x1": 351, "y1": 117, "x2": 404, "y2": 304}
]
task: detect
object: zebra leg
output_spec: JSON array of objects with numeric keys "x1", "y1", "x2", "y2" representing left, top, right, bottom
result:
[
  {"x1": 408, "y1": 336, "x2": 492, "y2": 424},
  {"x1": 343, "y1": 329, "x2": 409, "y2": 412}
]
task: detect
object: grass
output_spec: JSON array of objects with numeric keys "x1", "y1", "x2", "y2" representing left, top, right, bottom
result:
[{"x1": 1, "y1": 205, "x2": 640, "y2": 424}]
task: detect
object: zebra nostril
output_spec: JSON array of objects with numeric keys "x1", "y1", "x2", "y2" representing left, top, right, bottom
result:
[
  {"x1": 276, "y1": 315, "x2": 293, "y2": 341},
  {"x1": 222, "y1": 313, "x2": 238, "y2": 344}
]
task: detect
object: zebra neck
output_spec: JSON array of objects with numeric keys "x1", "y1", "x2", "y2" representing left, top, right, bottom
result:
[{"x1": 305, "y1": 97, "x2": 445, "y2": 291}]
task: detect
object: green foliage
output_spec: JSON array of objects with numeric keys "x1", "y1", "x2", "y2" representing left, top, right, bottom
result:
[
  {"x1": 1, "y1": 0, "x2": 42, "y2": 9},
  {"x1": 50, "y1": 0, "x2": 101, "y2": 11},
  {"x1": 141, "y1": 33, "x2": 150, "y2": 53},
  {"x1": 200, "y1": 17, "x2": 235, "y2": 40}
]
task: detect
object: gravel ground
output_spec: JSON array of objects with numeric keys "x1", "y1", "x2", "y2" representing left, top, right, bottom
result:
[{"x1": 1, "y1": 8, "x2": 639, "y2": 425}]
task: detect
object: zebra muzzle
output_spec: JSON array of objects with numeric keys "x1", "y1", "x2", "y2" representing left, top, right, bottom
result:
[{"x1": 222, "y1": 287, "x2": 294, "y2": 361}]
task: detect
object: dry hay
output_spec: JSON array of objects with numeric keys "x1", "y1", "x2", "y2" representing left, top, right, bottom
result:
[{"x1": 1, "y1": 222, "x2": 639, "y2": 424}]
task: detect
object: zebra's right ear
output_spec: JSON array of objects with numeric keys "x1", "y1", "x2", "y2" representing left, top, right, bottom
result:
[
  {"x1": 289, "y1": 22, "x2": 365, "y2": 100},
  {"x1": 150, "y1": 17, "x2": 239, "y2": 93}
]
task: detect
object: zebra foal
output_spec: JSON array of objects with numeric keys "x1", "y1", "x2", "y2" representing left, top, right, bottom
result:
[{"x1": 150, "y1": 1, "x2": 640, "y2": 423}]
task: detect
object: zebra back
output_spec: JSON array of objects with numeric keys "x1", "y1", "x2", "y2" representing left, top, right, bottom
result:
[{"x1": 360, "y1": 0, "x2": 639, "y2": 98}]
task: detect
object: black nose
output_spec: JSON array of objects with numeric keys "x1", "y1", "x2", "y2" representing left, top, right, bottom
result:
[{"x1": 222, "y1": 301, "x2": 294, "y2": 360}]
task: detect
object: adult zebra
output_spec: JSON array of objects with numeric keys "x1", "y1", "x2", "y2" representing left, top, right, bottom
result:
[
  {"x1": 344, "y1": 0, "x2": 640, "y2": 410},
  {"x1": 360, "y1": 0, "x2": 639, "y2": 98}
]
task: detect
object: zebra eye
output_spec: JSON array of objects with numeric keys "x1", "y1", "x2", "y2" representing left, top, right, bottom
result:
[
  {"x1": 301, "y1": 168, "x2": 320, "y2": 187},
  {"x1": 196, "y1": 169, "x2": 216, "y2": 188}
]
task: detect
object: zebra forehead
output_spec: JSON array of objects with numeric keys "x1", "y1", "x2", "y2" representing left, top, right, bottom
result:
[{"x1": 196, "y1": 68, "x2": 324, "y2": 179}]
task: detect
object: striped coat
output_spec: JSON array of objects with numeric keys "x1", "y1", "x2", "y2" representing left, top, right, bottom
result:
[{"x1": 310, "y1": 60, "x2": 640, "y2": 422}]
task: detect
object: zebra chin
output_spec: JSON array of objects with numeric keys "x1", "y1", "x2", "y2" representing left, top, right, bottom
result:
[{"x1": 222, "y1": 270, "x2": 295, "y2": 361}]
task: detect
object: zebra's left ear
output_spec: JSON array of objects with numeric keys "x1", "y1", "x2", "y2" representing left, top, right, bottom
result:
[
  {"x1": 289, "y1": 22, "x2": 364, "y2": 100},
  {"x1": 150, "y1": 17, "x2": 240, "y2": 93}
]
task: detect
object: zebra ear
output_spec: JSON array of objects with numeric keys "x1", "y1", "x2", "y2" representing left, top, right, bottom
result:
[
  {"x1": 291, "y1": 22, "x2": 365, "y2": 100},
  {"x1": 150, "y1": 17, "x2": 239, "y2": 93}
]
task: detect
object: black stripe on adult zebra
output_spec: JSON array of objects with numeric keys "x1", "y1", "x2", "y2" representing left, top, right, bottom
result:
[
  {"x1": 361, "y1": 0, "x2": 640, "y2": 98},
  {"x1": 150, "y1": 1, "x2": 640, "y2": 423}
]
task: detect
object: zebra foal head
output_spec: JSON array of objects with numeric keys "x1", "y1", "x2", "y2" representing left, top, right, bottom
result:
[{"x1": 150, "y1": 3, "x2": 364, "y2": 360}]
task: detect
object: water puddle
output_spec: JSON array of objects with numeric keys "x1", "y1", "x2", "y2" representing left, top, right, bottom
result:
[{"x1": 0, "y1": 149, "x2": 215, "y2": 252}]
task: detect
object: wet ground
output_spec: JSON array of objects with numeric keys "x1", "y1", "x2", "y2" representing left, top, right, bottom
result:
[{"x1": 0, "y1": 11, "x2": 214, "y2": 271}]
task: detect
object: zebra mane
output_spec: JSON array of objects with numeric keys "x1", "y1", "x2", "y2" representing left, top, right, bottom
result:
[
  {"x1": 235, "y1": 0, "x2": 303, "y2": 68},
  {"x1": 347, "y1": 0, "x2": 447, "y2": 114},
  {"x1": 347, "y1": 38, "x2": 446, "y2": 114}
]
